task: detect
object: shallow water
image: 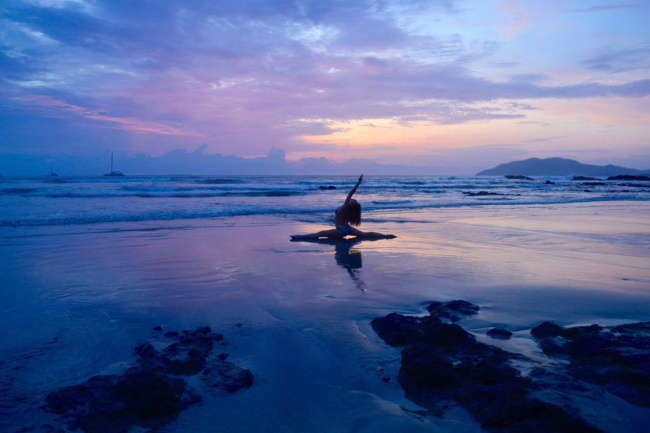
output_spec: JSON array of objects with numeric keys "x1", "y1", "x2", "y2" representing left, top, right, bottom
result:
[{"x1": 1, "y1": 200, "x2": 649, "y2": 432}]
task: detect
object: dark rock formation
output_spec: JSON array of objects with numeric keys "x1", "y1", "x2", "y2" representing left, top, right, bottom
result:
[
  {"x1": 427, "y1": 300, "x2": 480, "y2": 322},
  {"x1": 487, "y1": 328, "x2": 512, "y2": 339},
  {"x1": 46, "y1": 326, "x2": 252, "y2": 433},
  {"x1": 46, "y1": 368, "x2": 200, "y2": 433},
  {"x1": 371, "y1": 302, "x2": 599, "y2": 432},
  {"x1": 201, "y1": 358, "x2": 254, "y2": 393},
  {"x1": 531, "y1": 321, "x2": 650, "y2": 407},
  {"x1": 318, "y1": 185, "x2": 337, "y2": 190},
  {"x1": 462, "y1": 191, "x2": 501, "y2": 196},
  {"x1": 505, "y1": 175, "x2": 533, "y2": 180},
  {"x1": 543, "y1": 180, "x2": 556, "y2": 184},
  {"x1": 531, "y1": 321, "x2": 565, "y2": 339},
  {"x1": 608, "y1": 175, "x2": 650, "y2": 181}
]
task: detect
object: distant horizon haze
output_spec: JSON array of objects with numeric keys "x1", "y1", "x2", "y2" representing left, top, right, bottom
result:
[{"x1": 0, "y1": 148, "x2": 648, "y2": 177}]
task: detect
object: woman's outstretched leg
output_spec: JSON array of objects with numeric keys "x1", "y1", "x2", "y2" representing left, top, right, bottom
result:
[
  {"x1": 349, "y1": 227, "x2": 395, "y2": 239},
  {"x1": 290, "y1": 229, "x2": 345, "y2": 241}
]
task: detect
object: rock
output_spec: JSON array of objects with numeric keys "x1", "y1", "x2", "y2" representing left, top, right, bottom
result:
[
  {"x1": 544, "y1": 180, "x2": 556, "y2": 184},
  {"x1": 318, "y1": 185, "x2": 337, "y2": 190},
  {"x1": 46, "y1": 326, "x2": 252, "y2": 433},
  {"x1": 532, "y1": 321, "x2": 650, "y2": 407},
  {"x1": 427, "y1": 300, "x2": 480, "y2": 322},
  {"x1": 371, "y1": 313, "x2": 438, "y2": 347},
  {"x1": 571, "y1": 176, "x2": 599, "y2": 181},
  {"x1": 372, "y1": 304, "x2": 599, "y2": 433},
  {"x1": 487, "y1": 328, "x2": 512, "y2": 339},
  {"x1": 607, "y1": 175, "x2": 650, "y2": 181},
  {"x1": 46, "y1": 369, "x2": 200, "y2": 433},
  {"x1": 564, "y1": 322, "x2": 650, "y2": 407},
  {"x1": 531, "y1": 322, "x2": 565, "y2": 339},
  {"x1": 462, "y1": 191, "x2": 501, "y2": 196},
  {"x1": 582, "y1": 182, "x2": 606, "y2": 186},
  {"x1": 201, "y1": 359, "x2": 254, "y2": 393},
  {"x1": 153, "y1": 325, "x2": 163, "y2": 332},
  {"x1": 505, "y1": 175, "x2": 533, "y2": 180}
]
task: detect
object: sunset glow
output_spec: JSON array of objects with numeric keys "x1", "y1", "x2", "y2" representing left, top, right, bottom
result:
[{"x1": 1, "y1": 0, "x2": 648, "y2": 174}]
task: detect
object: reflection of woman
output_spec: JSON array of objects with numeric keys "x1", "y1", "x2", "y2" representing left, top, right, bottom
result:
[
  {"x1": 291, "y1": 175, "x2": 395, "y2": 240},
  {"x1": 335, "y1": 241, "x2": 366, "y2": 292}
]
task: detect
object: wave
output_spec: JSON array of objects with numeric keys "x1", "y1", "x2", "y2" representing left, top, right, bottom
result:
[
  {"x1": 371, "y1": 200, "x2": 414, "y2": 205},
  {"x1": 2, "y1": 194, "x2": 647, "y2": 228},
  {"x1": 196, "y1": 178, "x2": 245, "y2": 184},
  {"x1": 0, "y1": 188, "x2": 38, "y2": 195}
]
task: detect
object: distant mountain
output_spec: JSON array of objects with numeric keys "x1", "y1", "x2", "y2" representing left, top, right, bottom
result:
[{"x1": 477, "y1": 157, "x2": 650, "y2": 176}]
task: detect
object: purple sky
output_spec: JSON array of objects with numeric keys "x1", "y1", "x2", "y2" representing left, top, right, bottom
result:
[{"x1": 1, "y1": 0, "x2": 649, "y2": 174}]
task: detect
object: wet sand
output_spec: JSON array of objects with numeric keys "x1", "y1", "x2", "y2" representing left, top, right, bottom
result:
[{"x1": 1, "y1": 201, "x2": 649, "y2": 432}]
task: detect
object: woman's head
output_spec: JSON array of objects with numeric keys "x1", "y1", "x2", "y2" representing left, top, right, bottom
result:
[{"x1": 348, "y1": 199, "x2": 361, "y2": 226}]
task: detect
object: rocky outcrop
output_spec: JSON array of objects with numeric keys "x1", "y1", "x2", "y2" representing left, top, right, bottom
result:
[
  {"x1": 45, "y1": 326, "x2": 253, "y2": 433},
  {"x1": 371, "y1": 301, "x2": 600, "y2": 433},
  {"x1": 531, "y1": 321, "x2": 650, "y2": 407}
]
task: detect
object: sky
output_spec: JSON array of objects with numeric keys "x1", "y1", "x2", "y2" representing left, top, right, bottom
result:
[{"x1": 0, "y1": 0, "x2": 649, "y2": 175}]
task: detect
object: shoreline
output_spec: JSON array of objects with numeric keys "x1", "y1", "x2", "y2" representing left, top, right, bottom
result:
[{"x1": 1, "y1": 200, "x2": 649, "y2": 432}]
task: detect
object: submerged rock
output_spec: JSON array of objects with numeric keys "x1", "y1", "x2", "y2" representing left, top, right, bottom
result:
[
  {"x1": 318, "y1": 185, "x2": 337, "y2": 190},
  {"x1": 487, "y1": 327, "x2": 512, "y2": 339},
  {"x1": 201, "y1": 358, "x2": 254, "y2": 393},
  {"x1": 372, "y1": 302, "x2": 600, "y2": 433},
  {"x1": 46, "y1": 326, "x2": 252, "y2": 433},
  {"x1": 462, "y1": 191, "x2": 501, "y2": 196}
]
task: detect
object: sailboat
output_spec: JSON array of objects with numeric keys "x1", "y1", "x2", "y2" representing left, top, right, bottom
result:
[
  {"x1": 46, "y1": 162, "x2": 59, "y2": 177},
  {"x1": 104, "y1": 152, "x2": 124, "y2": 177}
]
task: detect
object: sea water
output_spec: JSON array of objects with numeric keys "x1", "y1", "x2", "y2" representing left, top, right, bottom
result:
[
  {"x1": 1, "y1": 175, "x2": 647, "y2": 227},
  {"x1": 1, "y1": 175, "x2": 649, "y2": 432}
]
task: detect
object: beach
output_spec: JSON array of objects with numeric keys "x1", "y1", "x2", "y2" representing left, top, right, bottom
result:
[{"x1": 1, "y1": 178, "x2": 649, "y2": 432}]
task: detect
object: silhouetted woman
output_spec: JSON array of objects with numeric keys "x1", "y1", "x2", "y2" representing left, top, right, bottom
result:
[{"x1": 290, "y1": 175, "x2": 395, "y2": 240}]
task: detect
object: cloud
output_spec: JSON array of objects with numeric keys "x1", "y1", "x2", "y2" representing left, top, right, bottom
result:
[
  {"x1": 583, "y1": 47, "x2": 650, "y2": 73},
  {"x1": 0, "y1": 0, "x2": 648, "y2": 165},
  {"x1": 571, "y1": 3, "x2": 641, "y2": 13},
  {"x1": 15, "y1": 94, "x2": 203, "y2": 137}
]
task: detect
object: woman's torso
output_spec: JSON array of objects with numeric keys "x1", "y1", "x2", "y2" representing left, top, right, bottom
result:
[{"x1": 334, "y1": 205, "x2": 349, "y2": 227}]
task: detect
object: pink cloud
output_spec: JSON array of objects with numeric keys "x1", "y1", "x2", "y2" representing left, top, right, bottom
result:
[{"x1": 16, "y1": 94, "x2": 204, "y2": 138}]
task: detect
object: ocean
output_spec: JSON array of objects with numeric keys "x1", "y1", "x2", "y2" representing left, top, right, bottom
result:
[{"x1": 1, "y1": 175, "x2": 648, "y2": 227}]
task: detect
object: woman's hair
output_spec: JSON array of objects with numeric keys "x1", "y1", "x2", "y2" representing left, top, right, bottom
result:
[{"x1": 348, "y1": 200, "x2": 362, "y2": 226}]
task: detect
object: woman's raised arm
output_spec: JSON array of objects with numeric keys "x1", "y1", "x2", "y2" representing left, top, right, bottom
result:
[{"x1": 345, "y1": 174, "x2": 364, "y2": 204}]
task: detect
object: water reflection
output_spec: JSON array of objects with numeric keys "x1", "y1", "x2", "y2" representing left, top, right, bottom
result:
[{"x1": 295, "y1": 238, "x2": 386, "y2": 292}]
